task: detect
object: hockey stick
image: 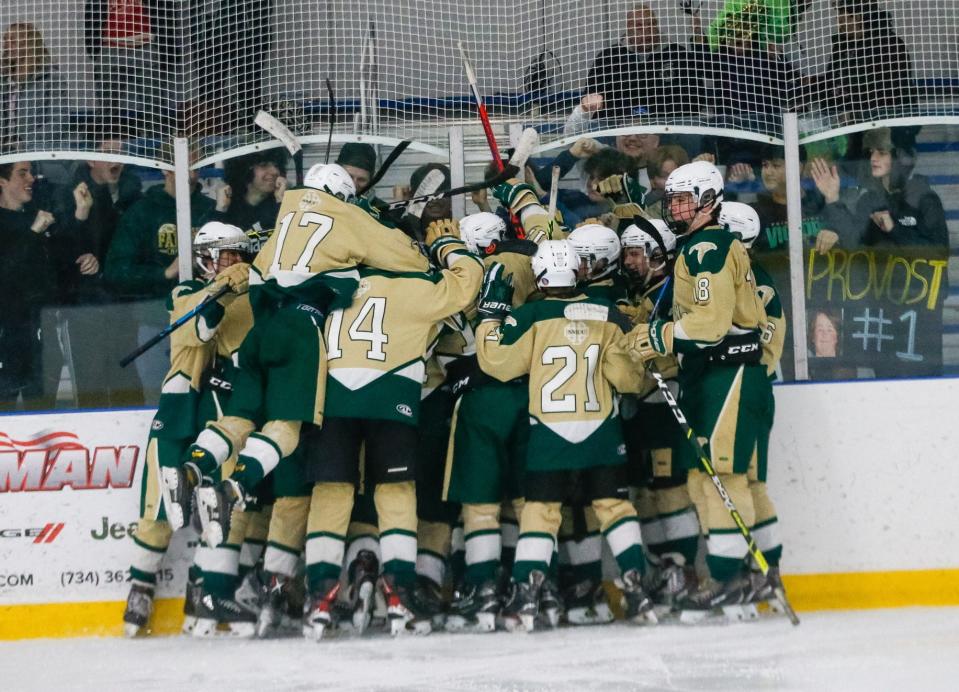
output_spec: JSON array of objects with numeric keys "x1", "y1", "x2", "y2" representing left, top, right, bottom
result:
[
  {"x1": 458, "y1": 42, "x2": 527, "y2": 239},
  {"x1": 254, "y1": 110, "x2": 303, "y2": 187},
  {"x1": 357, "y1": 139, "x2": 412, "y2": 196},
  {"x1": 119, "y1": 286, "x2": 230, "y2": 367},
  {"x1": 547, "y1": 164, "x2": 560, "y2": 234},
  {"x1": 324, "y1": 78, "x2": 335, "y2": 165},
  {"x1": 378, "y1": 164, "x2": 518, "y2": 212},
  {"x1": 647, "y1": 363, "x2": 801, "y2": 626}
]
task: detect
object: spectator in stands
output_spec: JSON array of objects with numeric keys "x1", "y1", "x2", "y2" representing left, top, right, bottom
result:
[
  {"x1": 0, "y1": 161, "x2": 92, "y2": 410},
  {"x1": 849, "y1": 128, "x2": 947, "y2": 248},
  {"x1": 84, "y1": 0, "x2": 166, "y2": 135},
  {"x1": 694, "y1": 5, "x2": 797, "y2": 131},
  {"x1": 53, "y1": 138, "x2": 145, "y2": 408},
  {"x1": 214, "y1": 149, "x2": 287, "y2": 235},
  {"x1": 0, "y1": 22, "x2": 66, "y2": 152},
  {"x1": 644, "y1": 143, "x2": 690, "y2": 208},
  {"x1": 336, "y1": 143, "x2": 377, "y2": 194},
  {"x1": 558, "y1": 148, "x2": 632, "y2": 228},
  {"x1": 568, "y1": 3, "x2": 703, "y2": 130},
  {"x1": 821, "y1": 0, "x2": 915, "y2": 123},
  {"x1": 105, "y1": 164, "x2": 214, "y2": 401}
]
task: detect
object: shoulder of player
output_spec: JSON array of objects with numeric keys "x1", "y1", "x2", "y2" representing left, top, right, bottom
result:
[
  {"x1": 358, "y1": 266, "x2": 443, "y2": 285},
  {"x1": 679, "y1": 227, "x2": 738, "y2": 274},
  {"x1": 171, "y1": 279, "x2": 206, "y2": 298}
]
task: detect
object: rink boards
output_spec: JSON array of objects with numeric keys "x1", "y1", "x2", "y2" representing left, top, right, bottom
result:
[{"x1": 1, "y1": 379, "x2": 958, "y2": 639}]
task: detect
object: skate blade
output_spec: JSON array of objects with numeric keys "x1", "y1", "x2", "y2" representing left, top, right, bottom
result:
[
  {"x1": 501, "y1": 614, "x2": 529, "y2": 633},
  {"x1": 181, "y1": 615, "x2": 197, "y2": 635},
  {"x1": 389, "y1": 616, "x2": 432, "y2": 636},
  {"x1": 679, "y1": 609, "x2": 712, "y2": 625},
  {"x1": 628, "y1": 608, "x2": 659, "y2": 626},
  {"x1": 721, "y1": 604, "x2": 759, "y2": 622},
  {"x1": 445, "y1": 612, "x2": 496, "y2": 633},
  {"x1": 303, "y1": 622, "x2": 328, "y2": 641},
  {"x1": 352, "y1": 582, "x2": 374, "y2": 634},
  {"x1": 652, "y1": 604, "x2": 674, "y2": 621},
  {"x1": 123, "y1": 622, "x2": 146, "y2": 638},
  {"x1": 539, "y1": 607, "x2": 560, "y2": 629},
  {"x1": 567, "y1": 604, "x2": 615, "y2": 626},
  {"x1": 256, "y1": 608, "x2": 281, "y2": 638},
  {"x1": 192, "y1": 618, "x2": 256, "y2": 638}
]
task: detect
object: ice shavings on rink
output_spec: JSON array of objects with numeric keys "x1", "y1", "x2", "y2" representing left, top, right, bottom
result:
[{"x1": 4, "y1": 607, "x2": 958, "y2": 692}]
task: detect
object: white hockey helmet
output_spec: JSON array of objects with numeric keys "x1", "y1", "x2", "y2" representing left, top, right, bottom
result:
[
  {"x1": 193, "y1": 221, "x2": 250, "y2": 275},
  {"x1": 663, "y1": 161, "x2": 724, "y2": 232},
  {"x1": 567, "y1": 223, "x2": 621, "y2": 281},
  {"x1": 531, "y1": 239, "x2": 580, "y2": 288},
  {"x1": 718, "y1": 201, "x2": 761, "y2": 248},
  {"x1": 304, "y1": 163, "x2": 356, "y2": 200},
  {"x1": 621, "y1": 218, "x2": 676, "y2": 256},
  {"x1": 459, "y1": 212, "x2": 506, "y2": 254}
]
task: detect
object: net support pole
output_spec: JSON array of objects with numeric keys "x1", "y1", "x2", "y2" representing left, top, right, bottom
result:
[
  {"x1": 173, "y1": 137, "x2": 194, "y2": 282},
  {"x1": 783, "y1": 112, "x2": 809, "y2": 381},
  {"x1": 449, "y1": 125, "x2": 466, "y2": 220}
]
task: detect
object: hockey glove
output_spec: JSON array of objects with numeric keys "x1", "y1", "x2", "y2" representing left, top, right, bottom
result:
[
  {"x1": 476, "y1": 263, "x2": 514, "y2": 321},
  {"x1": 627, "y1": 319, "x2": 673, "y2": 363},
  {"x1": 428, "y1": 236, "x2": 469, "y2": 269},
  {"x1": 209, "y1": 262, "x2": 251, "y2": 304},
  {"x1": 597, "y1": 173, "x2": 646, "y2": 206},
  {"x1": 492, "y1": 178, "x2": 541, "y2": 215},
  {"x1": 424, "y1": 218, "x2": 460, "y2": 246}
]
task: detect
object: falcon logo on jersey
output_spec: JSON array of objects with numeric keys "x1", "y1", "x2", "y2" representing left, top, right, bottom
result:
[
  {"x1": 354, "y1": 278, "x2": 372, "y2": 298},
  {"x1": 396, "y1": 404, "x2": 413, "y2": 418},
  {"x1": 689, "y1": 242, "x2": 718, "y2": 264}
]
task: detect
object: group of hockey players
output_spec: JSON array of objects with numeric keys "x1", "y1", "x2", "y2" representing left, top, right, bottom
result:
[{"x1": 122, "y1": 150, "x2": 789, "y2": 641}]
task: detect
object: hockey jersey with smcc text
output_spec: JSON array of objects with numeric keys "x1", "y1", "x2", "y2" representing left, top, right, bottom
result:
[{"x1": 475, "y1": 295, "x2": 643, "y2": 469}]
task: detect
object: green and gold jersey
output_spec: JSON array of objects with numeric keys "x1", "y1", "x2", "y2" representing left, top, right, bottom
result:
[
  {"x1": 154, "y1": 281, "x2": 253, "y2": 438},
  {"x1": 582, "y1": 274, "x2": 629, "y2": 304},
  {"x1": 324, "y1": 251, "x2": 483, "y2": 425},
  {"x1": 475, "y1": 295, "x2": 642, "y2": 447},
  {"x1": 631, "y1": 276, "x2": 679, "y2": 400},
  {"x1": 483, "y1": 240, "x2": 539, "y2": 309},
  {"x1": 671, "y1": 226, "x2": 766, "y2": 360},
  {"x1": 250, "y1": 188, "x2": 429, "y2": 316},
  {"x1": 423, "y1": 314, "x2": 475, "y2": 398},
  {"x1": 752, "y1": 260, "x2": 786, "y2": 379}
]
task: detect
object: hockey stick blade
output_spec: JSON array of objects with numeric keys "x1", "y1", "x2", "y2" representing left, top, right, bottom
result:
[
  {"x1": 358, "y1": 139, "x2": 412, "y2": 196},
  {"x1": 381, "y1": 165, "x2": 518, "y2": 212},
  {"x1": 254, "y1": 111, "x2": 302, "y2": 156},
  {"x1": 508, "y1": 128, "x2": 539, "y2": 171},
  {"x1": 404, "y1": 168, "x2": 446, "y2": 220},
  {"x1": 254, "y1": 110, "x2": 303, "y2": 187}
]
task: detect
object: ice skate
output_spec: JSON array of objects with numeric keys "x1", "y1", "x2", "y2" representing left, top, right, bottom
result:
[
  {"x1": 644, "y1": 556, "x2": 697, "y2": 617},
  {"x1": 181, "y1": 571, "x2": 202, "y2": 634},
  {"x1": 501, "y1": 570, "x2": 545, "y2": 633},
  {"x1": 414, "y1": 575, "x2": 447, "y2": 629},
  {"x1": 346, "y1": 549, "x2": 379, "y2": 634},
  {"x1": 537, "y1": 576, "x2": 562, "y2": 628},
  {"x1": 122, "y1": 583, "x2": 154, "y2": 638},
  {"x1": 380, "y1": 575, "x2": 432, "y2": 636},
  {"x1": 195, "y1": 478, "x2": 248, "y2": 548},
  {"x1": 445, "y1": 580, "x2": 500, "y2": 633},
  {"x1": 192, "y1": 590, "x2": 256, "y2": 638},
  {"x1": 619, "y1": 569, "x2": 659, "y2": 625},
  {"x1": 234, "y1": 567, "x2": 267, "y2": 616},
  {"x1": 679, "y1": 572, "x2": 757, "y2": 624},
  {"x1": 563, "y1": 578, "x2": 614, "y2": 625},
  {"x1": 159, "y1": 462, "x2": 200, "y2": 531},
  {"x1": 303, "y1": 579, "x2": 341, "y2": 641},
  {"x1": 257, "y1": 572, "x2": 296, "y2": 638}
]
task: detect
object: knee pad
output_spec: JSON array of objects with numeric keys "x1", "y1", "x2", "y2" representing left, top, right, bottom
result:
[
  {"x1": 749, "y1": 481, "x2": 777, "y2": 525},
  {"x1": 706, "y1": 473, "x2": 754, "y2": 530},
  {"x1": 519, "y1": 501, "x2": 562, "y2": 537},
  {"x1": 134, "y1": 518, "x2": 172, "y2": 550},
  {"x1": 268, "y1": 496, "x2": 310, "y2": 552},
  {"x1": 307, "y1": 482, "x2": 355, "y2": 536},
  {"x1": 462, "y1": 502, "x2": 501, "y2": 535},
  {"x1": 261, "y1": 420, "x2": 302, "y2": 458},
  {"x1": 590, "y1": 497, "x2": 637, "y2": 533},
  {"x1": 374, "y1": 481, "x2": 417, "y2": 534}
]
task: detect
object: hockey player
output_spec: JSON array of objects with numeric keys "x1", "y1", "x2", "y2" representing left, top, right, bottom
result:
[
  {"x1": 619, "y1": 220, "x2": 700, "y2": 613},
  {"x1": 165, "y1": 163, "x2": 431, "y2": 545},
  {"x1": 442, "y1": 209, "x2": 539, "y2": 633},
  {"x1": 475, "y1": 240, "x2": 656, "y2": 632},
  {"x1": 123, "y1": 222, "x2": 256, "y2": 637},
  {"x1": 555, "y1": 222, "x2": 626, "y2": 626},
  {"x1": 626, "y1": 162, "x2": 772, "y2": 620},
  {"x1": 300, "y1": 220, "x2": 483, "y2": 639},
  {"x1": 718, "y1": 201, "x2": 788, "y2": 608}
]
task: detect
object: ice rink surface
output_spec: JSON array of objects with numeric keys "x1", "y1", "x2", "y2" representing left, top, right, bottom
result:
[{"x1": 3, "y1": 607, "x2": 957, "y2": 691}]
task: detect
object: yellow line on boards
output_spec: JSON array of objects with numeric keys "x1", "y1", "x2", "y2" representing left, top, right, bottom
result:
[{"x1": 1, "y1": 568, "x2": 958, "y2": 640}]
